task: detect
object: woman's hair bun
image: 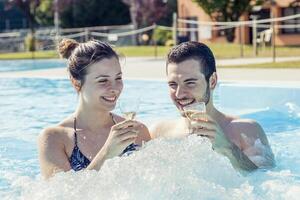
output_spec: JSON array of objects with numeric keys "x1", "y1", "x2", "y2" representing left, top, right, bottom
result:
[{"x1": 58, "y1": 38, "x2": 79, "y2": 59}]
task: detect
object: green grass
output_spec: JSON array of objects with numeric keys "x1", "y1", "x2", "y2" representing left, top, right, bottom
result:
[
  {"x1": 206, "y1": 43, "x2": 300, "y2": 59},
  {"x1": 0, "y1": 43, "x2": 299, "y2": 61},
  {"x1": 116, "y1": 44, "x2": 300, "y2": 59},
  {"x1": 0, "y1": 50, "x2": 58, "y2": 60},
  {"x1": 0, "y1": 46, "x2": 169, "y2": 60},
  {"x1": 221, "y1": 60, "x2": 300, "y2": 68},
  {"x1": 115, "y1": 46, "x2": 170, "y2": 57}
]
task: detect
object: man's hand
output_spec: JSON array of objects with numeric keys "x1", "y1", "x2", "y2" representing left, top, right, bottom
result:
[{"x1": 188, "y1": 113, "x2": 231, "y2": 150}]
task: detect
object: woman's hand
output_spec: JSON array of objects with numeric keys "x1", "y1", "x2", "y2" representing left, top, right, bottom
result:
[{"x1": 102, "y1": 120, "x2": 141, "y2": 158}]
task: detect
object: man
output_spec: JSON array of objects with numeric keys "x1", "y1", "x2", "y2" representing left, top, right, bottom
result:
[{"x1": 151, "y1": 41, "x2": 275, "y2": 171}]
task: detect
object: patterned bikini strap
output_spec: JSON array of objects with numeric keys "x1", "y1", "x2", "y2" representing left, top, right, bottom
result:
[{"x1": 73, "y1": 117, "x2": 78, "y2": 146}]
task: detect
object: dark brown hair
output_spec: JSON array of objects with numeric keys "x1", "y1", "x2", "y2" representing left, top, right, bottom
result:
[
  {"x1": 58, "y1": 38, "x2": 118, "y2": 83},
  {"x1": 167, "y1": 41, "x2": 216, "y2": 82}
]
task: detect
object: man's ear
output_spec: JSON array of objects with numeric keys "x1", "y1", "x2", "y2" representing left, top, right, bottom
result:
[
  {"x1": 209, "y1": 72, "x2": 217, "y2": 90},
  {"x1": 70, "y1": 77, "x2": 81, "y2": 92}
]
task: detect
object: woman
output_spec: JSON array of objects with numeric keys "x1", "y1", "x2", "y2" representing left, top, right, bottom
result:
[{"x1": 38, "y1": 39, "x2": 151, "y2": 179}]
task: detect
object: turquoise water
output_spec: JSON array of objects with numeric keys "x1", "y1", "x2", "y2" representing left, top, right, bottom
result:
[
  {"x1": 1, "y1": 78, "x2": 300, "y2": 199},
  {"x1": 0, "y1": 59, "x2": 65, "y2": 72}
]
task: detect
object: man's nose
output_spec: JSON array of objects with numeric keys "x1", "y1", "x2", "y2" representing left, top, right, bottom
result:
[{"x1": 175, "y1": 86, "x2": 186, "y2": 99}]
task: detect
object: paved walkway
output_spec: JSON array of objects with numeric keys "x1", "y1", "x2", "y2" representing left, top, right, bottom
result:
[{"x1": 0, "y1": 57, "x2": 300, "y2": 82}]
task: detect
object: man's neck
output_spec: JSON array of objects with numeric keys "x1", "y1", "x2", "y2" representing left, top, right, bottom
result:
[{"x1": 207, "y1": 105, "x2": 232, "y2": 130}]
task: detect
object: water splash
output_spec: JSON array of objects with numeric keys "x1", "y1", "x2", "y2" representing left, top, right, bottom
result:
[
  {"x1": 285, "y1": 102, "x2": 300, "y2": 118},
  {"x1": 18, "y1": 136, "x2": 255, "y2": 200}
]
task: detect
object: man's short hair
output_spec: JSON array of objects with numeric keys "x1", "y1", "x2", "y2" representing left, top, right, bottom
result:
[{"x1": 166, "y1": 41, "x2": 216, "y2": 82}]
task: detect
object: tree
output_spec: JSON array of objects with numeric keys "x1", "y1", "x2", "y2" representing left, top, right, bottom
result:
[
  {"x1": 60, "y1": 0, "x2": 131, "y2": 28},
  {"x1": 5, "y1": 0, "x2": 40, "y2": 37},
  {"x1": 122, "y1": 0, "x2": 168, "y2": 44},
  {"x1": 193, "y1": 0, "x2": 263, "y2": 42},
  {"x1": 35, "y1": 0, "x2": 55, "y2": 26},
  {"x1": 157, "y1": 0, "x2": 177, "y2": 26},
  {"x1": 6, "y1": 0, "x2": 44, "y2": 51},
  {"x1": 122, "y1": 0, "x2": 168, "y2": 28}
]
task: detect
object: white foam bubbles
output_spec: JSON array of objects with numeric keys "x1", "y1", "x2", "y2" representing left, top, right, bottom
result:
[
  {"x1": 285, "y1": 102, "x2": 300, "y2": 118},
  {"x1": 18, "y1": 135, "x2": 256, "y2": 200}
]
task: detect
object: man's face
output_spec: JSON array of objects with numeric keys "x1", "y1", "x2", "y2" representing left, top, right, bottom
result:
[{"x1": 167, "y1": 59, "x2": 210, "y2": 113}]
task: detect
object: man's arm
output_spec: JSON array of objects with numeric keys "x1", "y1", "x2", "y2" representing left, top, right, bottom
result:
[
  {"x1": 214, "y1": 138, "x2": 259, "y2": 171},
  {"x1": 220, "y1": 119, "x2": 275, "y2": 171},
  {"x1": 190, "y1": 114, "x2": 274, "y2": 171},
  {"x1": 149, "y1": 121, "x2": 166, "y2": 139},
  {"x1": 235, "y1": 120, "x2": 275, "y2": 168}
]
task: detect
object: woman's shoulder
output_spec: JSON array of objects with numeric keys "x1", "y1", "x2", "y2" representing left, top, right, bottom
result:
[
  {"x1": 39, "y1": 118, "x2": 74, "y2": 145},
  {"x1": 39, "y1": 126, "x2": 68, "y2": 146}
]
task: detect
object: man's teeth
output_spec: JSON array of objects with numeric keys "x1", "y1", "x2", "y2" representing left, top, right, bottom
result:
[{"x1": 178, "y1": 99, "x2": 194, "y2": 106}]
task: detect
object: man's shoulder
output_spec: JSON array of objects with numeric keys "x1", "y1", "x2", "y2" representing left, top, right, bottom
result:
[
  {"x1": 228, "y1": 118, "x2": 262, "y2": 132},
  {"x1": 226, "y1": 117, "x2": 266, "y2": 142},
  {"x1": 150, "y1": 118, "x2": 182, "y2": 138}
]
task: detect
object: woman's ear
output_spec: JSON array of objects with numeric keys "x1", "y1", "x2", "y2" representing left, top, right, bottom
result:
[
  {"x1": 209, "y1": 72, "x2": 218, "y2": 90},
  {"x1": 70, "y1": 77, "x2": 81, "y2": 92}
]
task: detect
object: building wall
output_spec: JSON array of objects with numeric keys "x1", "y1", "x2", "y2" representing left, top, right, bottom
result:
[
  {"x1": 178, "y1": 0, "x2": 211, "y2": 42},
  {"x1": 178, "y1": 0, "x2": 300, "y2": 46}
]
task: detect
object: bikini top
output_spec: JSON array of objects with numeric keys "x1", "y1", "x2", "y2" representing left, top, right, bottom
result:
[{"x1": 69, "y1": 114, "x2": 139, "y2": 171}]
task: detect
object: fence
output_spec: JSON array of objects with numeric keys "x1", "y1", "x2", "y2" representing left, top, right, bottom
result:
[{"x1": 0, "y1": 13, "x2": 299, "y2": 61}]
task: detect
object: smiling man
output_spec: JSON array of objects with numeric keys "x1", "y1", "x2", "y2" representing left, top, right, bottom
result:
[{"x1": 151, "y1": 41, "x2": 275, "y2": 171}]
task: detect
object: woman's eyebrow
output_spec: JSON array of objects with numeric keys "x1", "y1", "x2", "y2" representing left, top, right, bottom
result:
[{"x1": 95, "y1": 72, "x2": 122, "y2": 79}]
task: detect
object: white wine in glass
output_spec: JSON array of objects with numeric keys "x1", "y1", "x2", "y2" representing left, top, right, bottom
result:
[
  {"x1": 183, "y1": 102, "x2": 206, "y2": 121},
  {"x1": 183, "y1": 102, "x2": 206, "y2": 134},
  {"x1": 118, "y1": 98, "x2": 140, "y2": 120},
  {"x1": 123, "y1": 111, "x2": 136, "y2": 120}
]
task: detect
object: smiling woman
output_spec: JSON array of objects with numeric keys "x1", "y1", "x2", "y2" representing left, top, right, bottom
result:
[{"x1": 38, "y1": 39, "x2": 151, "y2": 179}]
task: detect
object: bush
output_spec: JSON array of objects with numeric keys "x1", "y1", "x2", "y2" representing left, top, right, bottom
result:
[
  {"x1": 152, "y1": 28, "x2": 172, "y2": 46},
  {"x1": 165, "y1": 39, "x2": 174, "y2": 46},
  {"x1": 24, "y1": 34, "x2": 36, "y2": 52}
]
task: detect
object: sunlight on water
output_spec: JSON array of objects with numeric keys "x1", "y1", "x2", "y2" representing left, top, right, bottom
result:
[{"x1": 1, "y1": 77, "x2": 300, "y2": 199}]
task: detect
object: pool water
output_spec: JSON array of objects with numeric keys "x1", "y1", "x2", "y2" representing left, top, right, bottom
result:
[
  {"x1": 0, "y1": 59, "x2": 65, "y2": 72},
  {"x1": 1, "y1": 78, "x2": 300, "y2": 199}
]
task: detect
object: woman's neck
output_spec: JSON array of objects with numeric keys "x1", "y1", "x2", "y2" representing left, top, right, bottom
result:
[{"x1": 73, "y1": 103, "x2": 114, "y2": 134}]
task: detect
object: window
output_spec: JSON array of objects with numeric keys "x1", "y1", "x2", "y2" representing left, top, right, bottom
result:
[{"x1": 281, "y1": 7, "x2": 300, "y2": 34}]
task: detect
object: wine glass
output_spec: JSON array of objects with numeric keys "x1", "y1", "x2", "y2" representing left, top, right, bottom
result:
[
  {"x1": 183, "y1": 102, "x2": 206, "y2": 134},
  {"x1": 118, "y1": 97, "x2": 140, "y2": 120}
]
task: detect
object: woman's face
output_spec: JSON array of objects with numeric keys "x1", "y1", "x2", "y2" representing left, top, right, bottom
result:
[{"x1": 79, "y1": 57, "x2": 123, "y2": 112}]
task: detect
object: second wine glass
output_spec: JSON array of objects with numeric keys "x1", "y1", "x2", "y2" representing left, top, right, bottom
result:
[{"x1": 183, "y1": 101, "x2": 206, "y2": 134}]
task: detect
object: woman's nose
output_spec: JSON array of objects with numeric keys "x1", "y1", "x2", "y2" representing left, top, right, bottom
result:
[{"x1": 109, "y1": 81, "x2": 122, "y2": 94}]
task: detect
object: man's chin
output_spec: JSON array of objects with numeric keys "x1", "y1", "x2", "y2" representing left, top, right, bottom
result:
[
  {"x1": 177, "y1": 108, "x2": 186, "y2": 117},
  {"x1": 180, "y1": 112, "x2": 187, "y2": 117}
]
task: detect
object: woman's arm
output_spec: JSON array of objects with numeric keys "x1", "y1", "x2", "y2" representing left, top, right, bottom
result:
[{"x1": 38, "y1": 127, "x2": 71, "y2": 179}]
